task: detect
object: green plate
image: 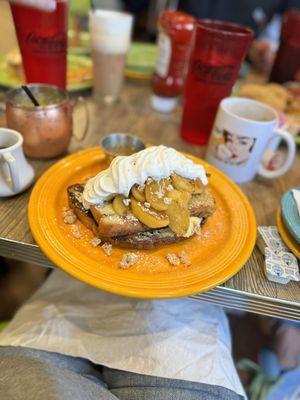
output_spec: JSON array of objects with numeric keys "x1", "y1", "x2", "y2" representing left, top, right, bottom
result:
[
  {"x1": 125, "y1": 42, "x2": 157, "y2": 80},
  {"x1": 281, "y1": 186, "x2": 300, "y2": 244},
  {"x1": 0, "y1": 54, "x2": 92, "y2": 93}
]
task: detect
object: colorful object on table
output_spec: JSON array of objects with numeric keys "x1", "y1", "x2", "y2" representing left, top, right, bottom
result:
[
  {"x1": 205, "y1": 98, "x2": 296, "y2": 183},
  {"x1": 270, "y1": 9, "x2": 300, "y2": 84},
  {"x1": 125, "y1": 43, "x2": 157, "y2": 81},
  {"x1": 0, "y1": 53, "x2": 92, "y2": 92},
  {"x1": 89, "y1": 10, "x2": 133, "y2": 103},
  {"x1": 6, "y1": 84, "x2": 89, "y2": 159},
  {"x1": 68, "y1": 30, "x2": 90, "y2": 55},
  {"x1": 28, "y1": 147, "x2": 256, "y2": 299},
  {"x1": 281, "y1": 187, "x2": 300, "y2": 244},
  {"x1": 151, "y1": 11, "x2": 195, "y2": 112},
  {"x1": 257, "y1": 226, "x2": 299, "y2": 284},
  {"x1": 0, "y1": 128, "x2": 34, "y2": 197},
  {"x1": 277, "y1": 209, "x2": 300, "y2": 259},
  {"x1": 181, "y1": 20, "x2": 253, "y2": 146},
  {"x1": 10, "y1": 0, "x2": 68, "y2": 89}
]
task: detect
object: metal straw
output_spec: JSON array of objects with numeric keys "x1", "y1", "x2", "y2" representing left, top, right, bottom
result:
[{"x1": 21, "y1": 85, "x2": 40, "y2": 107}]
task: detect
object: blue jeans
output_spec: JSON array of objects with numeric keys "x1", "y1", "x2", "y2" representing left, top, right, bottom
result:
[{"x1": 0, "y1": 346, "x2": 242, "y2": 400}]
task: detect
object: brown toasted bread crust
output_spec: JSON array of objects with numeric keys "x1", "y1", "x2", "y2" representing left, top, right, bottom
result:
[
  {"x1": 67, "y1": 183, "x2": 215, "y2": 249},
  {"x1": 105, "y1": 220, "x2": 207, "y2": 249}
]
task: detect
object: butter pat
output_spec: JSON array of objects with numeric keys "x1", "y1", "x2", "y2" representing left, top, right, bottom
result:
[{"x1": 184, "y1": 217, "x2": 202, "y2": 238}]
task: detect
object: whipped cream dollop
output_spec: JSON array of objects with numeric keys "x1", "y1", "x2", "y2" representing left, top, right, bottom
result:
[{"x1": 83, "y1": 145, "x2": 208, "y2": 207}]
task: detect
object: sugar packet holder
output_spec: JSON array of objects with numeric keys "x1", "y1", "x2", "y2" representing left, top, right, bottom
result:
[{"x1": 257, "y1": 226, "x2": 300, "y2": 284}]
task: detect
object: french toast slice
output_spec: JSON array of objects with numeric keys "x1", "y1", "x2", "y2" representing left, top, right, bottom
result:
[
  {"x1": 67, "y1": 183, "x2": 215, "y2": 248},
  {"x1": 90, "y1": 189, "x2": 216, "y2": 237}
]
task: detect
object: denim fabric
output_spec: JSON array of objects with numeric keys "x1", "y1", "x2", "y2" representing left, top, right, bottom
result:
[{"x1": 0, "y1": 346, "x2": 242, "y2": 400}]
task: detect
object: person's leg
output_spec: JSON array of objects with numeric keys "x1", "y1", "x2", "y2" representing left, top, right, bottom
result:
[
  {"x1": 102, "y1": 367, "x2": 243, "y2": 400},
  {"x1": 0, "y1": 346, "x2": 118, "y2": 400}
]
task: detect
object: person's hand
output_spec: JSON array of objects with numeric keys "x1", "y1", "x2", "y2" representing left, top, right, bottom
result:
[
  {"x1": 274, "y1": 323, "x2": 300, "y2": 370},
  {"x1": 9, "y1": 0, "x2": 56, "y2": 11},
  {"x1": 248, "y1": 39, "x2": 276, "y2": 74}
]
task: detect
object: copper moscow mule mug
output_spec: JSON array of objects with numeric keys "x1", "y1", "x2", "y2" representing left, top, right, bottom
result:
[{"x1": 6, "y1": 84, "x2": 89, "y2": 159}]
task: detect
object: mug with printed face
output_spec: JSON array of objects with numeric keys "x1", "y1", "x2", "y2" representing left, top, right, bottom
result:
[
  {"x1": 0, "y1": 128, "x2": 34, "y2": 197},
  {"x1": 205, "y1": 97, "x2": 296, "y2": 183}
]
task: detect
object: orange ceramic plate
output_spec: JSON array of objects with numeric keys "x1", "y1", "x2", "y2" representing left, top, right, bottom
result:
[
  {"x1": 277, "y1": 208, "x2": 300, "y2": 258},
  {"x1": 28, "y1": 147, "x2": 257, "y2": 298}
]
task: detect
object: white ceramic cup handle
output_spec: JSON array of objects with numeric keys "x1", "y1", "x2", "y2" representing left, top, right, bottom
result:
[
  {"x1": 257, "y1": 128, "x2": 296, "y2": 179},
  {"x1": 2, "y1": 152, "x2": 20, "y2": 192}
]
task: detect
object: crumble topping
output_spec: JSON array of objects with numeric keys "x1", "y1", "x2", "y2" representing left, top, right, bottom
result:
[
  {"x1": 91, "y1": 237, "x2": 101, "y2": 247},
  {"x1": 178, "y1": 251, "x2": 191, "y2": 266},
  {"x1": 165, "y1": 253, "x2": 180, "y2": 266},
  {"x1": 144, "y1": 202, "x2": 151, "y2": 208},
  {"x1": 63, "y1": 209, "x2": 77, "y2": 224},
  {"x1": 102, "y1": 242, "x2": 112, "y2": 256},
  {"x1": 123, "y1": 198, "x2": 131, "y2": 206},
  {"x1": 163, "y1": 197, "x2": 172, "y2": 205},
  {"x1": 120, "y1": 253, "x2": 140, "y2": 269},
  {"x1": 70, "y1": 224, "x2": 83, "y2": 239},
  {"x1": 154, "y1": 187, "x2": 164, "y2": 198}
]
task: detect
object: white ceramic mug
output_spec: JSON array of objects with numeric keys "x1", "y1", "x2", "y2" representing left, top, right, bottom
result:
[
  {"x1": 0, "y1": 128, "x2": 34, "y2": 197},
  {"x1": 205, "y1": 98, "x2": 296, "y2": 183}
]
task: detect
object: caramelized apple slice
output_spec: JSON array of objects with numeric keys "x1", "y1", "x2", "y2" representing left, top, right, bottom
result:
[
  {"x1": 131, "y1": 197, "x2": 169, "y2": 228},
  {"x1": 194, "y1": 179, "x2": 205, "y2": 194},
  {"x1": 112, "y1": 195, "x2": 130, "y2": 216},
  {"x1": 166, "y1": 199, "x2": 190, "y2": 237},
  {"x1": 167, "y1": 190, "x2": 191, "y2": 208},
  {"x1": 171, "y1": 173, "x2": 204, "y2": 194},
  {"x1": 131, "y1": 184, "x2": 146, "y2": 202},
  {"x1": 145, "y1": 179, "x2": 173, "y2": 211}
]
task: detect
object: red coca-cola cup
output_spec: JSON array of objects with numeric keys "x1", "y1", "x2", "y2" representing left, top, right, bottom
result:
[
  {"x1": 181, "y1": 20, "x2": 253, "y2": 146},
  {"x1": 270, "y1": 9, "x2": 300, "y2": 83},
  {"x1": 10, "y1": 0, "x2": 68, "y2": 89}
]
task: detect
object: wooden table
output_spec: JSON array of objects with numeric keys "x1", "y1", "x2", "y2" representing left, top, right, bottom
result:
[{"x1": 0, "y1": 82, "x2": 299, "y2": 321}]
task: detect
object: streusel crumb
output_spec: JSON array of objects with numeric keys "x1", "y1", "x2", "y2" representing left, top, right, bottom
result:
[
  {"x1": 63, "y1": 210, "x2": 77, "y2": 224},
  {"x1": 91, "y1": 237, "x2": 101, "y2": 247},
  {"x1": 165, "y1": 253, "x2": 180, "y2": 266},
  {"x1": 102, "y1": 242, "x2": 112, "y2": 256},
  {"x1": 123, "y1": 198, "x2": 131, "y2": 206},
  {"x1": 178, "y1": 251, "x2": 191, "y2": 266},
  {"x1": 71, "y1": 225, "x2": 83, "y2": 239},
  {"x1": 120, "y1": 253, "x2": 140, "y2": 269}
]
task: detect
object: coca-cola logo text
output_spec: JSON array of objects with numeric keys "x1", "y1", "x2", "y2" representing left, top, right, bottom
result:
[
  {"x1": 25, "y1": 32, "x2": 66, "y2": 53},
  {"x1": 191, "y1": 60, "x2": 237, "y2": 84}
]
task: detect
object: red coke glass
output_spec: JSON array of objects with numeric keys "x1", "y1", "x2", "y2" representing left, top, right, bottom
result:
[
  {"x1": 10, "y1": 0, "x2": 68, "y2": 89},
  {"x1": 270, "y1": 9, "x2": 300, "y2": 83},
  {"x1": 181, "y1": 20, "x2": 253, "y2": 146}
]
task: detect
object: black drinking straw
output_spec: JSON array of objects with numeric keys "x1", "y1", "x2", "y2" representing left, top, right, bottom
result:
[
  {"x1": 90, "y1": 0, "x2": 95, "y2": 10},
  {"x1": 21, "y1": 85, "x2": 40, "y2": 107}
]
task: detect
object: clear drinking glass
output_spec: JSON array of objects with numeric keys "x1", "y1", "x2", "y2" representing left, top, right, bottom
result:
[{"x1": 89, "y1": 10, "x2": 133, "y2": 104}]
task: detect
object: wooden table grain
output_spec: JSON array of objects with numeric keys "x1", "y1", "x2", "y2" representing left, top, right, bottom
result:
[{"x1": 0, "y1": 82, "x2": 299, "y2": 320}]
